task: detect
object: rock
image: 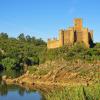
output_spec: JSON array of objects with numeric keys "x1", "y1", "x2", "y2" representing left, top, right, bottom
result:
[
  {"x1": 15, "y1": 79, "x2": 19, "y2": 83},
  {"x1": 31, "y1": 82, "x2": 35, "y2": 85},
  {"x1": 19, "y1": 81, "x2": 25, "y2": 85},
  {"x1": 21, "y1": 82, "x2": 25, "y2": 85},
  {"x1": 26, "y1": 71, "x2": 29, "y2": 75},
  {"x1": 2, "y1": 75, "x2": 7, "y2": 80},
  {"x1": 38, "y1": 76, "x2": 41, "y2": 79},
  {"x1": 31, "y1": 74, "x2": 34, "y2": 77},
  {"x1": 33, "y1": 75, "x2": 38, "y2": 79},
  {"x1": 13, "y1": 79, "x2": 17, "y2": 83}
]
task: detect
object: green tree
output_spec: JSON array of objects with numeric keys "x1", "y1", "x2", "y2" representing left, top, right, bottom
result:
[
  {"x1": 26, "y1": 35, "x2": 31, "y2": 42},
  {"x1": 0, "y1": 32, "x2": 8, "y2": 39},
  {"x1": 18, "y1": 33, "x2": 25, "y2": 41}
]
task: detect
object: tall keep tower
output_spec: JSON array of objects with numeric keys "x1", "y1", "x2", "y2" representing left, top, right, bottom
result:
[{"x1": 74, "y1": 18, "x2": 83, "y2": 31}]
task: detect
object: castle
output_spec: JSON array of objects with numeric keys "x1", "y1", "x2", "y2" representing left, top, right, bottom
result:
[{"x1": 47, "y1": 18, "x2": 93, "y2": 49}]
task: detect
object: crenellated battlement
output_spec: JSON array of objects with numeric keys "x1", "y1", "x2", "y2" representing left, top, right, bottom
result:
[{"x1": 47, "y1": 18, "x2": 93, "y2": 49}]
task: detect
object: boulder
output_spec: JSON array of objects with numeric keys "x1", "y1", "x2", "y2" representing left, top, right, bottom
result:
[
  {"x1": 2, "y1": 75, "x2": 7, "y2": 80},
  {"x1": 26, "y1": 71, "x2": 29, "y2": 75},
  {"x1": 31, "y1": 82, "x2": 35, "y2": 85}
]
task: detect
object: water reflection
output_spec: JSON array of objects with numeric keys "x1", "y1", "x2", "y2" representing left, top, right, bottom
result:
[{"x1": 0, "y1": 81, "x2": 45, "y2": 100}]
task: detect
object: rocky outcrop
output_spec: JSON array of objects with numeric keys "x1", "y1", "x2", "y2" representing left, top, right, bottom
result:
[
  {"x1": 2, "y1": 75, "x2": 7, "y2": 80},
  {"x1": 3, "y1": 60, "x2": 100, "y2": 87}
]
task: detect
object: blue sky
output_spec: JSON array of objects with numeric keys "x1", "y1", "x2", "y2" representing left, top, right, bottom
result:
[{"x1": 0, "y1": 0, "x2": 100, "y2": 42}]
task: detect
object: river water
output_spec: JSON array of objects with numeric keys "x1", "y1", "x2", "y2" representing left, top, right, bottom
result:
[{"x1": 0, "y1": 83, "x2": 45, "y2": 100}]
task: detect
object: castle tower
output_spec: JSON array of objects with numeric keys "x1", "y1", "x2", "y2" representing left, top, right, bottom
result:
[
  {"x1": 74, "y1": 18, "x2": 83, "y2": 31},
  {"x1": 69, "y1": 28, "x2": 74, "y2": 44},
  {"x1": 59, "y1": 30, "x2": 64, "y2": 47},
  {"x1": 82, "y1": 28, "x2": 89, "y2": 47}
]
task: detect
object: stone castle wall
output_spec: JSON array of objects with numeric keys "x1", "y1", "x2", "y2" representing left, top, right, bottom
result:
[
  {"x1": 47, "y1": 39, "x2": 59, "y2": 49},
  {"x1": 47, "y1": 18, "x2": 93, "y2": 49}
]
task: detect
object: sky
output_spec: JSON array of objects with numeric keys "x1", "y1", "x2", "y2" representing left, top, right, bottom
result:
[{"x1": 0, "y1": 0, "x2": 100, "y2": 42}]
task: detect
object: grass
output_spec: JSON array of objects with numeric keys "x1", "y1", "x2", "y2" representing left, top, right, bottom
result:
[
  {"x1": 45, "y1": 84, "x2": 100, "y2": 100},
  {"x1": 27, "y1": 61, "x2": 100, "y2": 100},
  {"x1": 28, "y1": 65, "x2": 50, "y2": 76}
]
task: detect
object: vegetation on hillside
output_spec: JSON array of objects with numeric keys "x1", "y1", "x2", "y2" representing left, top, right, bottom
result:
[
  {"x1": 47, "y1": 43, "x2": 100, "y2": 61},
  {"x1": 0, "y1": 32, "x2": 46, "y2": 77},
  {"x1": 0, "y1": 32, "x2": 100, "y2": 77}
]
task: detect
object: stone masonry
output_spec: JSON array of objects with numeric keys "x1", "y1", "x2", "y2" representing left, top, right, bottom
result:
[{"x1": 47, "y1": 18, "x2": 93, "y2": 49}]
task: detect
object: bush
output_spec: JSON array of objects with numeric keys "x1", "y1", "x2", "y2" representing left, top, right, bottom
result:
[{"x1": 1, "y1": 57, "x2": 16, "y2": 70}]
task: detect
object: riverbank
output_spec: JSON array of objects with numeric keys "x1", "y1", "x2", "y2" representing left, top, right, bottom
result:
[
  {"x1": 1, "y1": 60, "x2": 100, "y2": 100},
  {"x1": 2, "y1": 60, "x2": 100, "y2": 88}
]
